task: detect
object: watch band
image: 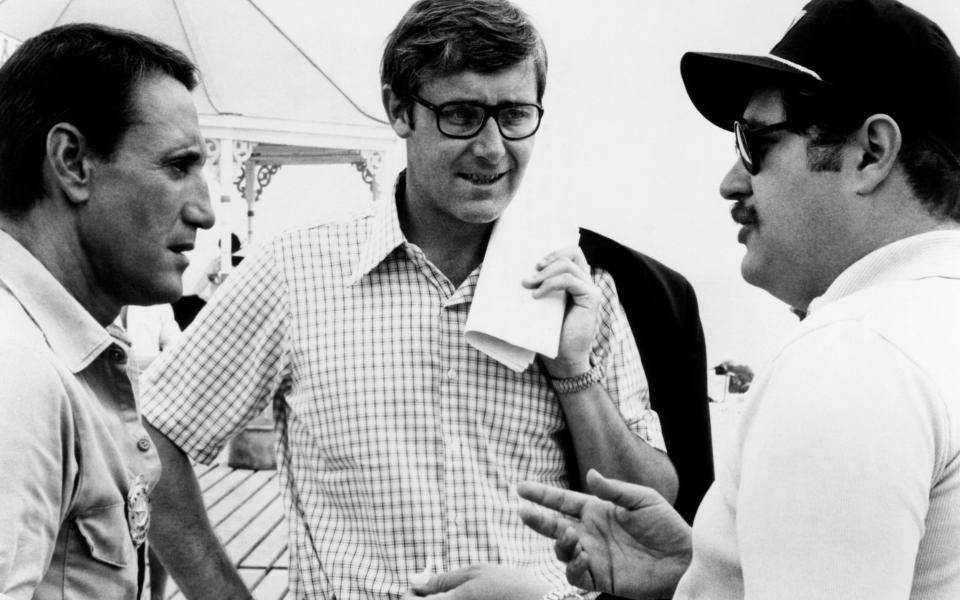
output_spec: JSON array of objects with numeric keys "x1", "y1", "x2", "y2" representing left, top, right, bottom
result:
[{"x1": 549, "y1": 362, "x2": 603, "y2": 395}]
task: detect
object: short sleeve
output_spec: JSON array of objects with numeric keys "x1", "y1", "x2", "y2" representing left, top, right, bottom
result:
[
  {"x1": 0, "y1": 347, "x2": 74, "y2": 598},
  {"x1": 142, "y1": 243, "x2": 292, "y2": 463},
  {"x1": 591, "y1": 270, "x2": 665, "y2": 451}
]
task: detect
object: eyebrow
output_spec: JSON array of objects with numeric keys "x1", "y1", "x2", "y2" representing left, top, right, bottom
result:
[{"x1": 164, "y1": 147, "x2": 206, "y2": 165}]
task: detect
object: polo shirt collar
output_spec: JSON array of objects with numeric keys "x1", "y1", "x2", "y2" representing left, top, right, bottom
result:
[
  {"x1": 349, "y1": 171, "x2": 409, "y2": 285},
  {"x1": 0, "y1": 229, "x2": 113, "y2": 373},
  {"x1": 808, "y1": 229, "x2": 960, "y2": 315}
]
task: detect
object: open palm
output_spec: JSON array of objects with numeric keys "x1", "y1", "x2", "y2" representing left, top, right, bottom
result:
[{"x1": 519, "y1": 470, "x2": 692, "y2": 599}]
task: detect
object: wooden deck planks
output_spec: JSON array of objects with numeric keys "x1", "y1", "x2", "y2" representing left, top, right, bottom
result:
[
  {"x1": 156, "y1": 463, "x2": 289, "y2": 600},
  {"x1": 242, "y1": 515, "x2": 290, "y2": 569}
]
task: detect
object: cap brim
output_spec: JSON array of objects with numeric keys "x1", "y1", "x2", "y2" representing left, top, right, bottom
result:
[{"x1": 680, "y1": 52, "x2": 820, "y2": 131}]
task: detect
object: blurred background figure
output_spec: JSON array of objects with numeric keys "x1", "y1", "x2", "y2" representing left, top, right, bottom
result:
[
  {"x1": 172, "y1": 233, "x2": 244, "y2": 329},
  {"x1": 119, "y1": 304, "x2": 183, "y2": 374},
  {"x1": 713, "y1": 359, "x2": 754, "y2": 396}
]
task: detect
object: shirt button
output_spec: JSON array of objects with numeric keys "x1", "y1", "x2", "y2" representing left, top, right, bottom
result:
[
  {"x1": 109, "y1": 346, "x2": 126, "y2": 363},
  {"x1": 446, "y1": 368, "x2": 457, "y2": 380},
  {"x1": 136, "y1": 437, "x2": 152, "y2": 452}
]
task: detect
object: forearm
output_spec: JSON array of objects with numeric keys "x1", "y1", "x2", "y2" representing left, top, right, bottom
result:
[
  {"x1": 145, "y1": 421, "x2": 252, "y2": 600},
  {"x1": 558, "y1": 385, "x2": 678, "y2": 502}
]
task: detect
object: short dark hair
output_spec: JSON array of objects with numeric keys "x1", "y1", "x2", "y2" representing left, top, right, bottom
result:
[
  {"x1": 781, "y1": 83, "x2": 960, "y2": 221},
  {"x1": 0, "y1": 23, "x2": 198, "y2": 216},
  {"x1": 381, "y1": 0, "x2": 547, "y2": 119}
]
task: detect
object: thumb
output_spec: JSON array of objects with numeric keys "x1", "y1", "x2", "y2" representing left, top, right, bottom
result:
[
  {"x1": 585, "y1": 469, "x2": 664, "y2": 511},
  {"x1": 411, "y1": 566, "x2": 473, "y2": 596}
]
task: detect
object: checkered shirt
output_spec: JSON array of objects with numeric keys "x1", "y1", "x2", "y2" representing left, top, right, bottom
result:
[{"x1": 142, "y1": 197, "x2": 664, "y2": 599}]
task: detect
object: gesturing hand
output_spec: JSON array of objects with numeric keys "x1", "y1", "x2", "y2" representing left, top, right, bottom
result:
[
  {"x1": 522, "y1": 246, "x2": 601, "y2": 378},
  {"x1": 402, "y1": 563, "x2": 553, "y2": 600},
  {"x1": 518, "y1": 469, "x2": 693, "y2": 599}
]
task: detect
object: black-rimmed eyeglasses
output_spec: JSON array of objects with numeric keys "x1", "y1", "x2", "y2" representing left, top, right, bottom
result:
[
  {"x1": 410, "y1": 94, "x2": 544, "y2": 141},
  {"x1": 734, "y1": 120, "x2": 796, "y2": 175}
]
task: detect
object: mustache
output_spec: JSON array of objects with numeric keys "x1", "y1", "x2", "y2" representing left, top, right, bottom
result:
[{"x1": 730, "y1": 202, "x2": 758, "y2": 225}]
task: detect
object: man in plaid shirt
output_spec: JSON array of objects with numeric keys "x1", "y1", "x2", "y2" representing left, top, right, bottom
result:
[{"x1": 143, "y1": 1, "x2": 677, "y2": 598}]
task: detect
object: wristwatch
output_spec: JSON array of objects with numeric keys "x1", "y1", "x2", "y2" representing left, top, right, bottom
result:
[
  {"x1": 549, "y1": 363, "x2": 603, "y2": 395},
  {"x1": 540, "y1": 590, "x2": 585, "y2": 600}
]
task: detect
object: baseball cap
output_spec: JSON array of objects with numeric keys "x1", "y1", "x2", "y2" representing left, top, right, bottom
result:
[{"x1": 680, "y1": 0, "x2": 960, "y2": 166}]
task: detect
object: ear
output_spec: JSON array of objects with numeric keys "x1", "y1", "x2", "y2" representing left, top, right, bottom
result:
[
  {"x1": 851, "y1": 114, "x2": 901, "y2": 195},
  {"x1": 382, "y1": 84, "x2": 413, "y2": 138},
  {"x1": 45, "y1": 123, "x2": 93, "y2": 204}
]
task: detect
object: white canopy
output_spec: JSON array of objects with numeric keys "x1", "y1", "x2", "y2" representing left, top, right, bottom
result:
[
  {"x1": 0, "y1": 0, "x2": 395, "y2": 155},
  {"x1": 0, "y1": 0, "x2": 397, "y2": 263}
]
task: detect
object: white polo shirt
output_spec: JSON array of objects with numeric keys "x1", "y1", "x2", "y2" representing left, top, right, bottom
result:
[{"x1": 677, "y1": 230, "x2": 960, "y2": 599}]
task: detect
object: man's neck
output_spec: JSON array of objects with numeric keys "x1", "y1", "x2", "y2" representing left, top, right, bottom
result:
[
  {"x1": 395, "y1": 175, "x2": 494, "y2": 287},
  {"x1": 400, "y1": 203, "x2": 493, "y2": 287},
  {"x1": 0, "y1": 209, "x2": 120, "y2": 326}
]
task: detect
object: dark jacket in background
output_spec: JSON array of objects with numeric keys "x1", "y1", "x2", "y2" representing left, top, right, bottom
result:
[{"x1": 580, "y1": 228, "x2": 714, "y2": 524}]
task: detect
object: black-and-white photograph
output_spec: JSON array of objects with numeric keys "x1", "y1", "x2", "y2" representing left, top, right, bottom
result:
[{"x1": 1, "y1": 1, "x2": 958, "y2": 598}]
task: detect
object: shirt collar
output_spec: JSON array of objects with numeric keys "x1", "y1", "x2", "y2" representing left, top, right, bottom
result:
[
  {"x1": 349, "y1": 171, "x2": 409, "y2": 285},
  {"x1": 807, "y1": 229, "x2": 960, "y2": 314},
  {"x1": 0, "y1": 229, "x2": 113, "y2": 373}
]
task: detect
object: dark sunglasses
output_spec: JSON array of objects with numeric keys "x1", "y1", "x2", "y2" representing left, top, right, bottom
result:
[{"x1": 734, "y1": 120, "x2": 796, "y2": 175}]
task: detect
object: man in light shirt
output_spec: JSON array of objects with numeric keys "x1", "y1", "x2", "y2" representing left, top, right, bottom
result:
[
  {"x1": 142, "y1": 1, "x2": 678, "y2": 599},
  {"x1": 519, "y1": 0, "x2": 960, "y2": 598},
  {"x1": 0, "y1": 23, "x2": 212, "y2": 599}
]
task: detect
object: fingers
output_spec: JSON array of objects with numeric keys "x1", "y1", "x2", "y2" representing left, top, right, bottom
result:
[
  {"x1": 404, "y1": 590, "x2": 453, "y2": 600},
  {"x1": 419, "y1": 565, "x2": 472, "y2": 592},
  {"x1": 519, "y1": 503, "x2": 562, "y2": 540},
  {"x1": 584, "y1": 469, "x2": 665, "y2": 511},
  {"x1": 522, "y1": 247, "x2": 597, "y2": 302},
  {"x1": 566, "y1": 547, "x2": 596, "y2": 591},
  {"x1": 536, "y1": 246, "x2": 590, "y2": 273},
  {"x1": 407, "y1": 566, "x2": 474, "y2": 598},
  {"x1": 519, "y1": 482, "x2": 592, "y2": 545},
  {"x1": 553, "y1": 528, "x2": 596, "y2": 591},
  {"x1": 519, "y1": 501, "x2": 584, "y2": 545},
  {"x1": 555, "y1": 524, "x2": 582, "y2": 562},
  {"x1": 528, "y1": 273, "x2": 598, "y2": 303},
  {"x1": 518, "y1": 480, "x2": 590, "y2": 517},
  {"x1": 528, "y1": 513, "x2": 592, "y2": 590},
  {"x1": 525, "y1": 247, "x2": 589, "y2": 284}
]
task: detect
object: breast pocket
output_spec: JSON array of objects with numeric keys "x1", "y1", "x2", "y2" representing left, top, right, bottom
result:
[
  {"x1": 75, "y1": 503, "x2": 133, "y2": 567},
  {"x1": 41, "y1": 503, "x2": 139, "y2": 599}
]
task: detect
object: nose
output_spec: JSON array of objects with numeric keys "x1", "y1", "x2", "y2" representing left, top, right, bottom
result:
[
  {"x1": 184, "y1": 177, "x2": 215, "y2": 230},
  {"x1": 471, "y1": 115, "x2": 507, "y2": 162},
  {"x1": 719, "y1": 157, "x2": 751, "y2": 202}
]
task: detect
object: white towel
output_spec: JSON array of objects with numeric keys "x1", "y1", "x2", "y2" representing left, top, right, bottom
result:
[{"x1": 464, "y1": 195, "x2": 579, "y2": 372}]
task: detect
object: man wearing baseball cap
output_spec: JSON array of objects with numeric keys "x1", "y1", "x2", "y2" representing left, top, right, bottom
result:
[{"x1": 517, "y1": 0, "x2": 960, "y2": 598}]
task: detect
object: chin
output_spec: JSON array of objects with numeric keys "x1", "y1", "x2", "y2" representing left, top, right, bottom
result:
[
  {"x1": 461, "y1": 197, "x2": 512, "y2": 223},
  {"x1": 739, "y1": 255, "x2": 768, "y2": 290},
  {"x1": 462, "y1": 209, "x2": 504, "y2": 225},
  {"x1": 133, "y1": 278, "x2": 183, "y2": 305}
]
